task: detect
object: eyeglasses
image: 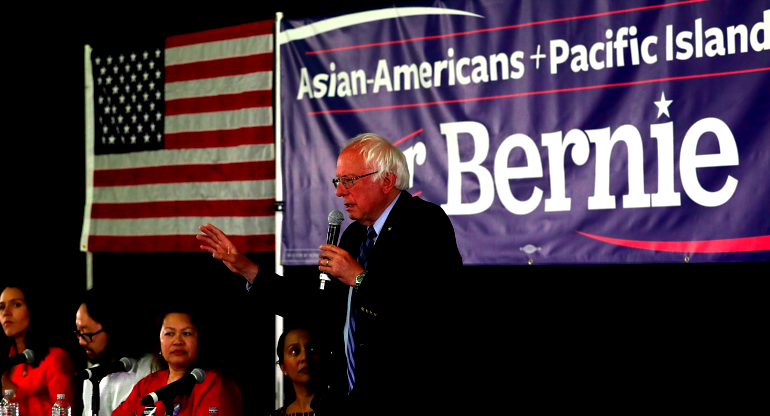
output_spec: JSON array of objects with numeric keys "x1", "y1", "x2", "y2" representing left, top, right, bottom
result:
[
  {"x1": 332, "y1": 171, "x2": 378, "y2": 189},
  {"x1": 75, "y1": 328, "x2": 105, "y2": 343}
]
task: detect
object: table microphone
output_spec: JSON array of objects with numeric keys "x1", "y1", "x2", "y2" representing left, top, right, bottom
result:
[
  {"x1": 77, "y1": 357, "x2": 136, "y2": 381},
  {"x1": 320, "y1": 210, "x2": 344, "y2": 290},
  {"x1": 1, "y1": 349, "x2": 35, "y2": 372},
  {"x1": 140, "y1": 368, "x2": 206, "y2": 406}
]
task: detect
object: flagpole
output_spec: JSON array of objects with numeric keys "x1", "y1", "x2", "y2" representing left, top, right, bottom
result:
[
  {"x1": 82, "y1": 45, "x2": 96, "y2": 290},
  {"x1": 273, "y1": 11, "x2": 285, "y2": 412}
]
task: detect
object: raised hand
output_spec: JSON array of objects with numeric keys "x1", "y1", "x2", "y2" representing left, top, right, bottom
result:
[{"x1": 197, "y1": 223, "x2": 260, "y2": 283}]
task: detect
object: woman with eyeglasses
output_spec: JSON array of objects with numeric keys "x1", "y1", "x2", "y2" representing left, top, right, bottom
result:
[
  {"x1": 112, "y1": 306, "x2": 242, "y2": 416},
  {"x1": 1, "y1": 283, "x2": 77, "y2": 415},
  {"x1": 271, "y1": 326, "x2": 332, "y2": 416}
]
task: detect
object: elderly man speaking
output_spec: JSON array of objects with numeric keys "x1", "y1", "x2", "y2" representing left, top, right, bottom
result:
[{"x1": 198, "y1": 133, "x2": 462, "y2": 414}]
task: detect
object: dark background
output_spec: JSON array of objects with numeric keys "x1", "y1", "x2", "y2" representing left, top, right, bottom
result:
[{"x1": 6, "y1": 1, "x2": 765, "y2": 414}]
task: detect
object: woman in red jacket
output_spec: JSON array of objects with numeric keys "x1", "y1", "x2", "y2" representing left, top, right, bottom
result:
[
  {"x1": 112, "y1": 307, "x2": 242, "y2": 416},
  {"x1": 1, "y1": 284, "x2": 77, "y2": 415}
]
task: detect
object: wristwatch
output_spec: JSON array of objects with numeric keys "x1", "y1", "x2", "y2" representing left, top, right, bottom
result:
[{"x1": 354, "y1": 270, "x2": 367, "y2": 292}]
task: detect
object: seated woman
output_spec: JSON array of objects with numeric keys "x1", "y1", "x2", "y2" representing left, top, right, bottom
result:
[
  {"x1": 1, "y1": 283, "x2": 77, "y2": 415},
  {"x1": 112, "y1": 308, "x2": 242, "y2": 416},
  {"x1": 271, "y1": 327, "x2": 330, "y2": 416}
]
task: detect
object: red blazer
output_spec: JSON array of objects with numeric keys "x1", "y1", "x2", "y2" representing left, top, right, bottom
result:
[
  {"x1": 7, "y1": 346, "x2": 77, "y2": 416},
  {"x1": 111, "y1": 369, "x2": 242, "y2": 416}
]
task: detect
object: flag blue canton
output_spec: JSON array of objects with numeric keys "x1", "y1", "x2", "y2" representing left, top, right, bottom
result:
[{"x1": 92, "y1": 45, "x2": 165, "y2": 155}]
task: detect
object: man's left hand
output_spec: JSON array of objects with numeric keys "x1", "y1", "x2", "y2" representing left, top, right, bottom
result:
[{"x1": 319, "y1": 244, "x2": 364, "y2": 287}]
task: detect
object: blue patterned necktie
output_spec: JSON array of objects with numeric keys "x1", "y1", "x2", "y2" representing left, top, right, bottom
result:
[{"x1": 346, "y1": 226, "x2": 377, "y2": 394}]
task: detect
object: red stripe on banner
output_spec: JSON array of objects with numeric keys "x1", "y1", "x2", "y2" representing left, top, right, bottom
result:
[
  {"x1": 309, "y1": 68, "x2": 770, "y2": 115},
  {"x1": 165, "y1": 90, "x2": 273, "y2": 116},
  {"x1": 393, "y1": 129, "x2": 423, "y2": 146},
  {"x1": 91, "y1": 199, "x2": 275, "y2": 219},
  {"x1": 166, "y1": 54, "x2": 273, "y2": 83},
  {"x1": 166, "y1": 21, "x2": 274, "y2": 48},
  {"x1": 307, "y1": 0, "x2": 709, "y2": 55},
  {"x1": 89, "y1": 234, "x2": 275, "y2": 252},
  {"x1": 94, "y1": 160, "x2": 276, "y2": 187},
  {"x1": 165, "y1": 126, "x2": 274, "y2": 149},
  {"x1": 576, "y1": 232, "x2": 770, "y2": 253}
]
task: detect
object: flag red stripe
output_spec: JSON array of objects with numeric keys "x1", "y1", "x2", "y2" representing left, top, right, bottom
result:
[
  {"x1": 576, "y1": 232, "x2": 770, "y2": 253},
  {"x1": 91, "y1": 199, "x2": 275, "y2": 219},
  {"x1": 165, "y1": 54, "x2": 273, "y2": 83},
  {"x1": 165, "y1": 90, "x2": 272, "y2": 116},
  {"x1": 166, "y1": 21, "x2": 274, "y2": 49},
  {"x1": 89, "y1": 234, "x2": 275, "y2": 252},
  {"x1": 165, "y1": 126, "x2": 274, "y2": 149},
  {"x1": 94, "y1": 160, "x2": 276, "y2": 187}
]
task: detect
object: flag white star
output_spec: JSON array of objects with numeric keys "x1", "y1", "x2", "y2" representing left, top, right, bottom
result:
[
  {"x1": 149, "y1": 82, "x2": 155, "y2": 90},
  {"x1": 106, "y1": 76, "x2": 112, "y2": 84},
  {"x1": 143, "y1": 72, "x2": 149, "y2": 81},
  {"x1": 137, "y1": 84, "x2": 143, "y2": 91},
  {"x1": 143, "y1": 93, "x2": 149, "y2": 101},
  {"x1": 113, "y1": 66, "x2": 118, "y2": 74},
  {"x1": 131, "y1": 135, "x2": 137, "y2": 144},
  {"x1": 125, "y1": 104, "x2": 132, "y2": 113},
  {"x1": 100, "y1": 67, "x2": 106, "y2": 75},
  {"x1": 121, "y1": 136, "x2": 125, "y2": 143},
  {"x1": 149, "y1": 102, "x2": 155, "y2": 110},
  {"x1": 131, "y1": 74, "x2": 137, "y2": 82},
  {"x1": 119, "y1": 95, "x2": 125, "y2": 103},
  {"x1": 106, "y1": 56, "x2": 113, "y2": 64},
  {"x1": 137, "y1": 125, "x2": 143, "y2": 133},
  {"x1": 132, "y1": 114, "x2": 137, "y2": 123},
  {"x1": 123, "y1": 125, "x2": 130, "y2": 133},
  {"x1": 143, "y1": 51, "x2": 149, "y2": 60},
  {"x1": 119, "y1": 55, "x2": 124, "y2": 63},
  {"x1": 131, "y1": 53, "x2": 136, "y2": 61},
  {"x1": 149, "y1": 61, "x2": 155, "y2": 69},
  {"x1": 155, "y1": 49, "x2": 161, "y2": 57},
  {"x1": 156, "y1": 112, "x2": 162, "y2": 120},
  {"x1": 137, "y1": 62, "x2": 143, "y2": 71},
  {"x1": 157, "y1": 133, "x2": 162, "y2": 142},
  {"x1": 102, "y1": 126, "x2": 108, "y2": 134},
  {"x1": 97, "y1": 78, "x2": 102, "y2": 85},
  {"x1": 112, "y1": 105, "x2": 117, "y2": 113},
  {"x1": 101, "y1": 136, "x2": 106, "y2": 144},
  {"x1": 155, "y1": 91, "x2": 161, "y2": 100},
  {"x1": 108, "y1": 135, "x2": 115, "y2": 144},
  {"x1": 95, "y1": 57, "x2": 101, "y2": 65},
  {"x1": 112, "y1": 86, "x2": 118, "y2": 94},
  {"x1": 119, "y1": 75, "x2": 125, "y2": 83},
  {"x1": 125, "y1": 85, "x2": 130, "y2": 93},
  {"x1": 131, "y1": 94, "x2": 137, "y2": 102},
  {"x1": 150, "y1": 123, "x2": 156, "y2": 131},
  {"x1": 125, "y1": 64, "x2": 131, "y2": 72},
  {"x1": 98, "y1": 96, "x2": 104, "y2": 104},
  {"x1": 137, "y1": 103, "x2": 143, "y2": 112},
  {"x1": 143, "y1": 113, "x2": 149, "y2": 122},
  {"x1": 655, "y1": 92, "x2": 673, "y2": 119},
  {"x1": 118, "y1": 115, "x2": 124, "y2": 123},
  {"x1": 144, "y1": 134, "x2": 150, "y2": 143},
  {"x1": 155, "y1": 70, "x2": 161, "y2": 79},
  {"x1": 111, "y1": 116, "x2": 115, "y2": 124}
]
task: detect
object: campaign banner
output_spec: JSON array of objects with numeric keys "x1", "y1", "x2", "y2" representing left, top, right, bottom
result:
[{"x1": 279, "y1": 0, "x2": 770, "y2": 266}]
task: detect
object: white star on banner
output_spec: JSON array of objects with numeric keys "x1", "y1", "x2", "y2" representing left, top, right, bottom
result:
[
  {"x1": 155, "y1": 49, "x2": 161, "y2": 57},
  {"x1": 137, "y1": 125, "x2": 143, "y2": 133},
  {"x1": 102, "y1": 126, "x2": 108, "y2": 134},
  {"x1": 125, "y1": 104, "x2": 132, "y2": 113},
  {"x1": 113, "y1": 66, "x2": 118, "y2": 74},
  {"x1": 149, "y1": 82, "x2": 155, "y2": 90},
  {"x1": 100, "y1": 67, "x2": 106, "y2": 75},
  {"x1": 137, "y1": 103, "x2": 143, "y2": 112},
  {"x1": 124, "y1": 125, "x2": 130, "y2": 133},
  {"x1": 132, "y1": 114, "x2": 137, "y2": 123},
  {"x1": 117, "y1": 115, "x2": 124, "y2": 123},
  {"x1": 125, "y1": 64, "x2": 131, "y2": 72},
  {"x1": 95, "y1": 57, "x2": 101, "y2": 65},
  {"x1": 131, "y1": 74, "x2": 137, "y2": 82},
  {"x1": 97, "y1": 78, "x2": 102, "y2": 85},
  {"x1": 131, "y1": 135, "x2": 137, "y2": 144},
  {"x1": 156, "y1": 112, "x2": 162, "y2": 120},
  {"x1": 106, "y1": 56, "x2": 113, "y2": 64},
  {"x1": 108, "y1": 135, "x2": 115, "y2": 144},
  {"x1": 149, "y1": 102, "x2": 155, "y2": 110},
  {"x1": 149, "y1": 61, "x2": 155, "y2": 69},
  {"x1": 155, "y1": 70, "x2": 161, "y2": 79},
  {"x1": 131, "y1": 94, "x2": 137, "y2": 102},
  {"x1": 143, "y1": 51, "x2": 149, "y2": 60},
  {"x1": 157, "y1": 133, "x2": 162, "y2": 142},
  {"x1": 137, "y1": 62, "x2": 143, "y2": 71},
  {"x1": 137, "y1": 84, "x2": 143, "y2": 92},
  {"x1": 143, "y1": 113, "x2": 149, "y2": 122},
  {"x1": 112, "y1": 86, "x2": 118, "y2": 94},
  {"x1": 130, "y1": 53, "x2": 136, "y2": 61},
  {"x1": 106, "y1": 76, "x2": 112, "y2": 84},
  {"x1": 119, "y1": 95, "x2": 125, "y2": 103},
  {"x1": 119, "y1": 55, "x2": 124, "y2": 63},
  {"x1": 143, "y1": 72, "x2": 149, "y2": 81},
  {"x1": 144, "y1": 134, "x2": 150, "y2": 143},
  {"x1": 655, "y1": 92, "x2": 673, "y2": 119}
]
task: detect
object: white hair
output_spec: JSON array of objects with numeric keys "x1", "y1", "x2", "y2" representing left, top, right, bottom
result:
[{"x1": 343, "y1": 133, "x2": 410, "y2": 190}]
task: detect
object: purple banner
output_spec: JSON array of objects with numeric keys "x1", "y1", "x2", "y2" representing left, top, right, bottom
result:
[{"x1": 280, "y1": 0, "x2": 770, "y2": 265}]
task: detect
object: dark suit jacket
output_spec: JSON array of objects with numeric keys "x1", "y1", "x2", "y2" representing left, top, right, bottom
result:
[{"x1": 258, "y1": 191, "x2": 462, "y2": 414}]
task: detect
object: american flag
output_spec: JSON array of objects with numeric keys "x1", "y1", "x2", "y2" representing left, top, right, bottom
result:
[{"x1": 82, "y1": 20, "x2": 275, "y2": 252}]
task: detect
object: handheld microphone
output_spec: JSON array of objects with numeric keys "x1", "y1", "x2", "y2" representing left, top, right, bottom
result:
[
  {"x1": 1, "y1": 349, "x2": 35, "y2": 372},
  {"x1": 77, "y1": 357, "x2": 136, "y2": 381},
  {"x1": 140, "y1": 368, "x2": 206, "y2": 406},
  {"x1": 320, "y1": 210, "x2": 344, "y2": 290}
]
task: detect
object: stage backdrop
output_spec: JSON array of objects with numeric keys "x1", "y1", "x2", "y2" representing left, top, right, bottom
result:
[{"x1": 280, "y1": 0, "x2": 769, "y2": 266}]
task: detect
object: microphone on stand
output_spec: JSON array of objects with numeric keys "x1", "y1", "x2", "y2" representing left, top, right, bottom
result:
[
  {"x1": 1, "y1": 349, "x2": 35, "y2": 372},
  {"x1": 320, "y1": 210, "x2": 344, "y2": 290},
  {"x1": 77, "y1": 357, "x2": 136, "y2": 381},
  {"x1": 140, "y1": 368, "x2": 206, "y2": 406}
]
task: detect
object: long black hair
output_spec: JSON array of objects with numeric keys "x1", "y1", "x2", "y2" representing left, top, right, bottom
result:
[{"x1": 1, "y1": 282, "x2": 52, "y2": 368}]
